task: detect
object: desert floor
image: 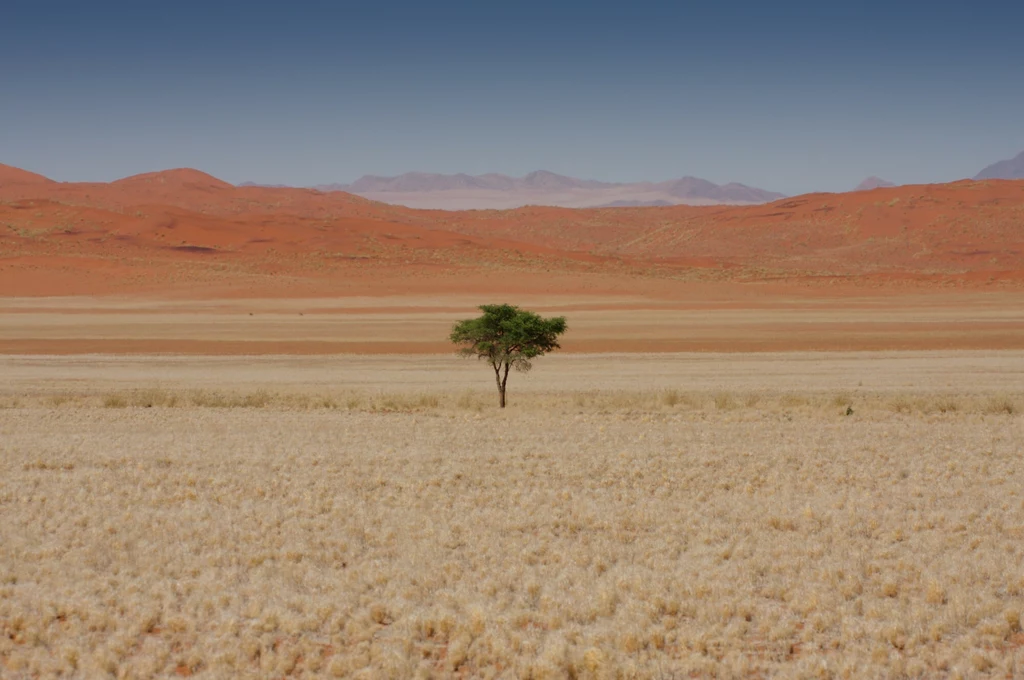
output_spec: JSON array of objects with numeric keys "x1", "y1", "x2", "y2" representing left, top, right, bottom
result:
[
  {"x1": 2, "y1": 351, "x2": 1022, "y2": 678},
  {"x1": 4, "y1": 164, "x2": 1024, "y2": 677},
  {"x1": 2, "y1": 291, "x2": 1024, "y2": 354}
]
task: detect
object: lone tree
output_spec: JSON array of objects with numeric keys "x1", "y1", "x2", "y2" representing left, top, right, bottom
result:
[{"x1": 450, "y1": 304, "x2": 567, "y2": 408}]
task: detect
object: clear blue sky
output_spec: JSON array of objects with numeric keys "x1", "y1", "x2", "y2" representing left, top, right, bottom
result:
[{"x1": 2, "y1": 0, "x2": 1022, "y2": 195}]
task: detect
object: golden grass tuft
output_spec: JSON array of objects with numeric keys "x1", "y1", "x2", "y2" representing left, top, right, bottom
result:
[
  {"x1": 102, "y1": 394, "x2": 128, "y2": 408},
  {"x1": 713, "y1": 392, "x2": 737, "y2": 410},
  {"x1": 983, "y1": 395, "x2": 1016, "y2": 415}
]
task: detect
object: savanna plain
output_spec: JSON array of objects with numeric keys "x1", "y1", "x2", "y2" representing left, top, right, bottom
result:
[{"x1": 2, "y1": 352, "x2": 1023, "y2": 679}]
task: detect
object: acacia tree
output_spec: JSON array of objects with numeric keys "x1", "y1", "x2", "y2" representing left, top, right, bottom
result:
[{"x1": 450, "y1": 304, "x2": 567, "y2": 408}]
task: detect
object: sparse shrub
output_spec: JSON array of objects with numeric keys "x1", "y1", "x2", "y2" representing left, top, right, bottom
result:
[
  {"x1": 375, "y1": 396, "x2": 400, "y2": 411},
  {"x1": 659, "y1": 389, "x2": 699, "y2": 409},
  {"x1": 186, "y1": 390, "x2": 270, "y2": 408},
  {"x1": 103, "y1": 394, "x2": 128, "y2": 408},
  {"x1": 779, "y1": 394, "x2": 809, "y2": 408},
  {"x1": 130, "y1": 388, "x2": 178, "y2": 408},
  {"x1": 888, "y1": 395, "x2": 914, "y2": 414},
  {"x1": 983, "y1": 396, "x2": 1016, "y2": 415},
  {"x1": 187, "y1": 390, "x2": 223, "y2": 408},
  {"x1": 831, "y1": 392, "x2": 853, "y2": 409},
  {"x1": 22, "y1": 460, "x2": 74, "y2": 471},
  {"x1": 365, "y1": 393, "x2": 443, "y2": 412},
  {"x1": 713, "y1": 393, "x2": 736, "y2": 410},
  {"x1": 456, "y1": 391, "x2": 485, "y2": 411},
  {"x1": 290, "y1": 394, "x2": 314, "y2": 409},
  {"x1": 240, "y1": 391, "x2": 271, "y2": 408},
  {"x1": 417, "y1": 394, "x2": 440, "y2": 409}
]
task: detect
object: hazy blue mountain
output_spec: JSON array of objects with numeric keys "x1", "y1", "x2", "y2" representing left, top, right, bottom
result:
[
  {"x1": 974, "y1": 151, "x2": 1024, "y2": 180},
  {"x1": 309, "y1": 171, "x2": 785, "y2": 208}
]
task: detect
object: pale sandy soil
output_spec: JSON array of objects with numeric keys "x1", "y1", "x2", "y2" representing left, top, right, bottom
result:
[
  {"x1": 2, "y1": 351, "x2": 1024, "y2": 398},
  {"x1": 1, "y1": 353, "x2": 1023, "y2": 678},
  {"x1": 3, "y1": 292, "x2": 1024, "y2": 354}
]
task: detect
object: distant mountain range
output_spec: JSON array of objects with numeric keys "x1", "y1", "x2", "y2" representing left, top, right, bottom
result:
[
  {"x1": 854, "y1": 176, "x2": 896, "y2": 191},
  {"x1": 244, "y1": 170, "x2": 786, "y2": 209},
  {"x1": 328, "y1": 170, "x2": 615, "y2": 194},
  {"x1": 12, "y1": 148, "x2": 1005, "y2": 212},
  {"x1": 596, "y1": 199, "x2": 675, "y2": 208},
  {"x1": 847, "y1": 148, "x2": 1024, "y2": 191},
  {"x1": 975, "y1": 150, "x2": 1024, "y2": 180}
]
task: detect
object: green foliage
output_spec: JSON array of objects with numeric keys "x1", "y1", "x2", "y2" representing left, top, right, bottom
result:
[
  {"x1": 450, "y1": 304, "x2": 567, "y2": 407},
  {"x1": 450, "y1": 304, "x2": 567, "y2": 371}
]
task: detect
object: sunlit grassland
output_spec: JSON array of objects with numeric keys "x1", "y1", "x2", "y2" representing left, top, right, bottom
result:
[{"x1": 1, "y1": 386, "x2": 1022, "y2": 678}]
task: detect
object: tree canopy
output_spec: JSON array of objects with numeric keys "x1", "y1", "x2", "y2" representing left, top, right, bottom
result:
[{"x1": 450, "y1": 304, "x2": 567, "y2": 407}]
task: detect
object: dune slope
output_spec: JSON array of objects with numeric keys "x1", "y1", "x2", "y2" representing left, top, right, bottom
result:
[{"x1": 1, "y1": 168, "x2": 1023, "y2": 297}]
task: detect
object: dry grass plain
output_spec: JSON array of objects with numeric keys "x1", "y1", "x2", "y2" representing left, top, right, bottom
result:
[{"x1": 2, "y1": 352, "x2": 1023, "y2": 678}]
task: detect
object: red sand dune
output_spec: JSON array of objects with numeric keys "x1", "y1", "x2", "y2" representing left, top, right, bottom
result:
[
  {"x1": 0, "y1": 163, "x2": 54, "y2": 186},
  {"x1": 1, "y1": 166, "x2": 1023, "y2": 297}
]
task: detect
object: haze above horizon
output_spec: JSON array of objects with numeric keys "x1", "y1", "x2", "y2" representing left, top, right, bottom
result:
[{"x1": 2, "y1": 0, "x2": 1022, "y2": 196}]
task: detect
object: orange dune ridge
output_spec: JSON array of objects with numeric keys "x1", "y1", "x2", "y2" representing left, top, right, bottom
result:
[{"x1": 1, "y1": 163, "x2": 1023, "y2": 297}]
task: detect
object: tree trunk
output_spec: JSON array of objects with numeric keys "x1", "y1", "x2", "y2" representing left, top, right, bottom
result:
[
  {"x1": 494, "y1": 360, "x2": 511, "y2": 408},
  {"x1": 494, "y1": 362, "x2": 505, "y2": 408},
  {"x1": 500, "y1": 362, "x2": 511, "y2": 408}
]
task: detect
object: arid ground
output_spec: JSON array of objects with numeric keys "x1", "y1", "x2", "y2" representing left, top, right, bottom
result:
[
  {"x1": 2, "y1": 167, "x2": 1023, "y2": 677},
  {"x1": 2, "y1": 354, "x2": 1024, "y2": 678},
  {"x1": 2, "y1": 292, "x2": 1024, "y2": 356},
  {"x1": 2, "y1": 165, "x2": 1024, "y2": 302},
  {"x1": 3, "y1": 165, "x2": 1024, "y2": 354}
]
